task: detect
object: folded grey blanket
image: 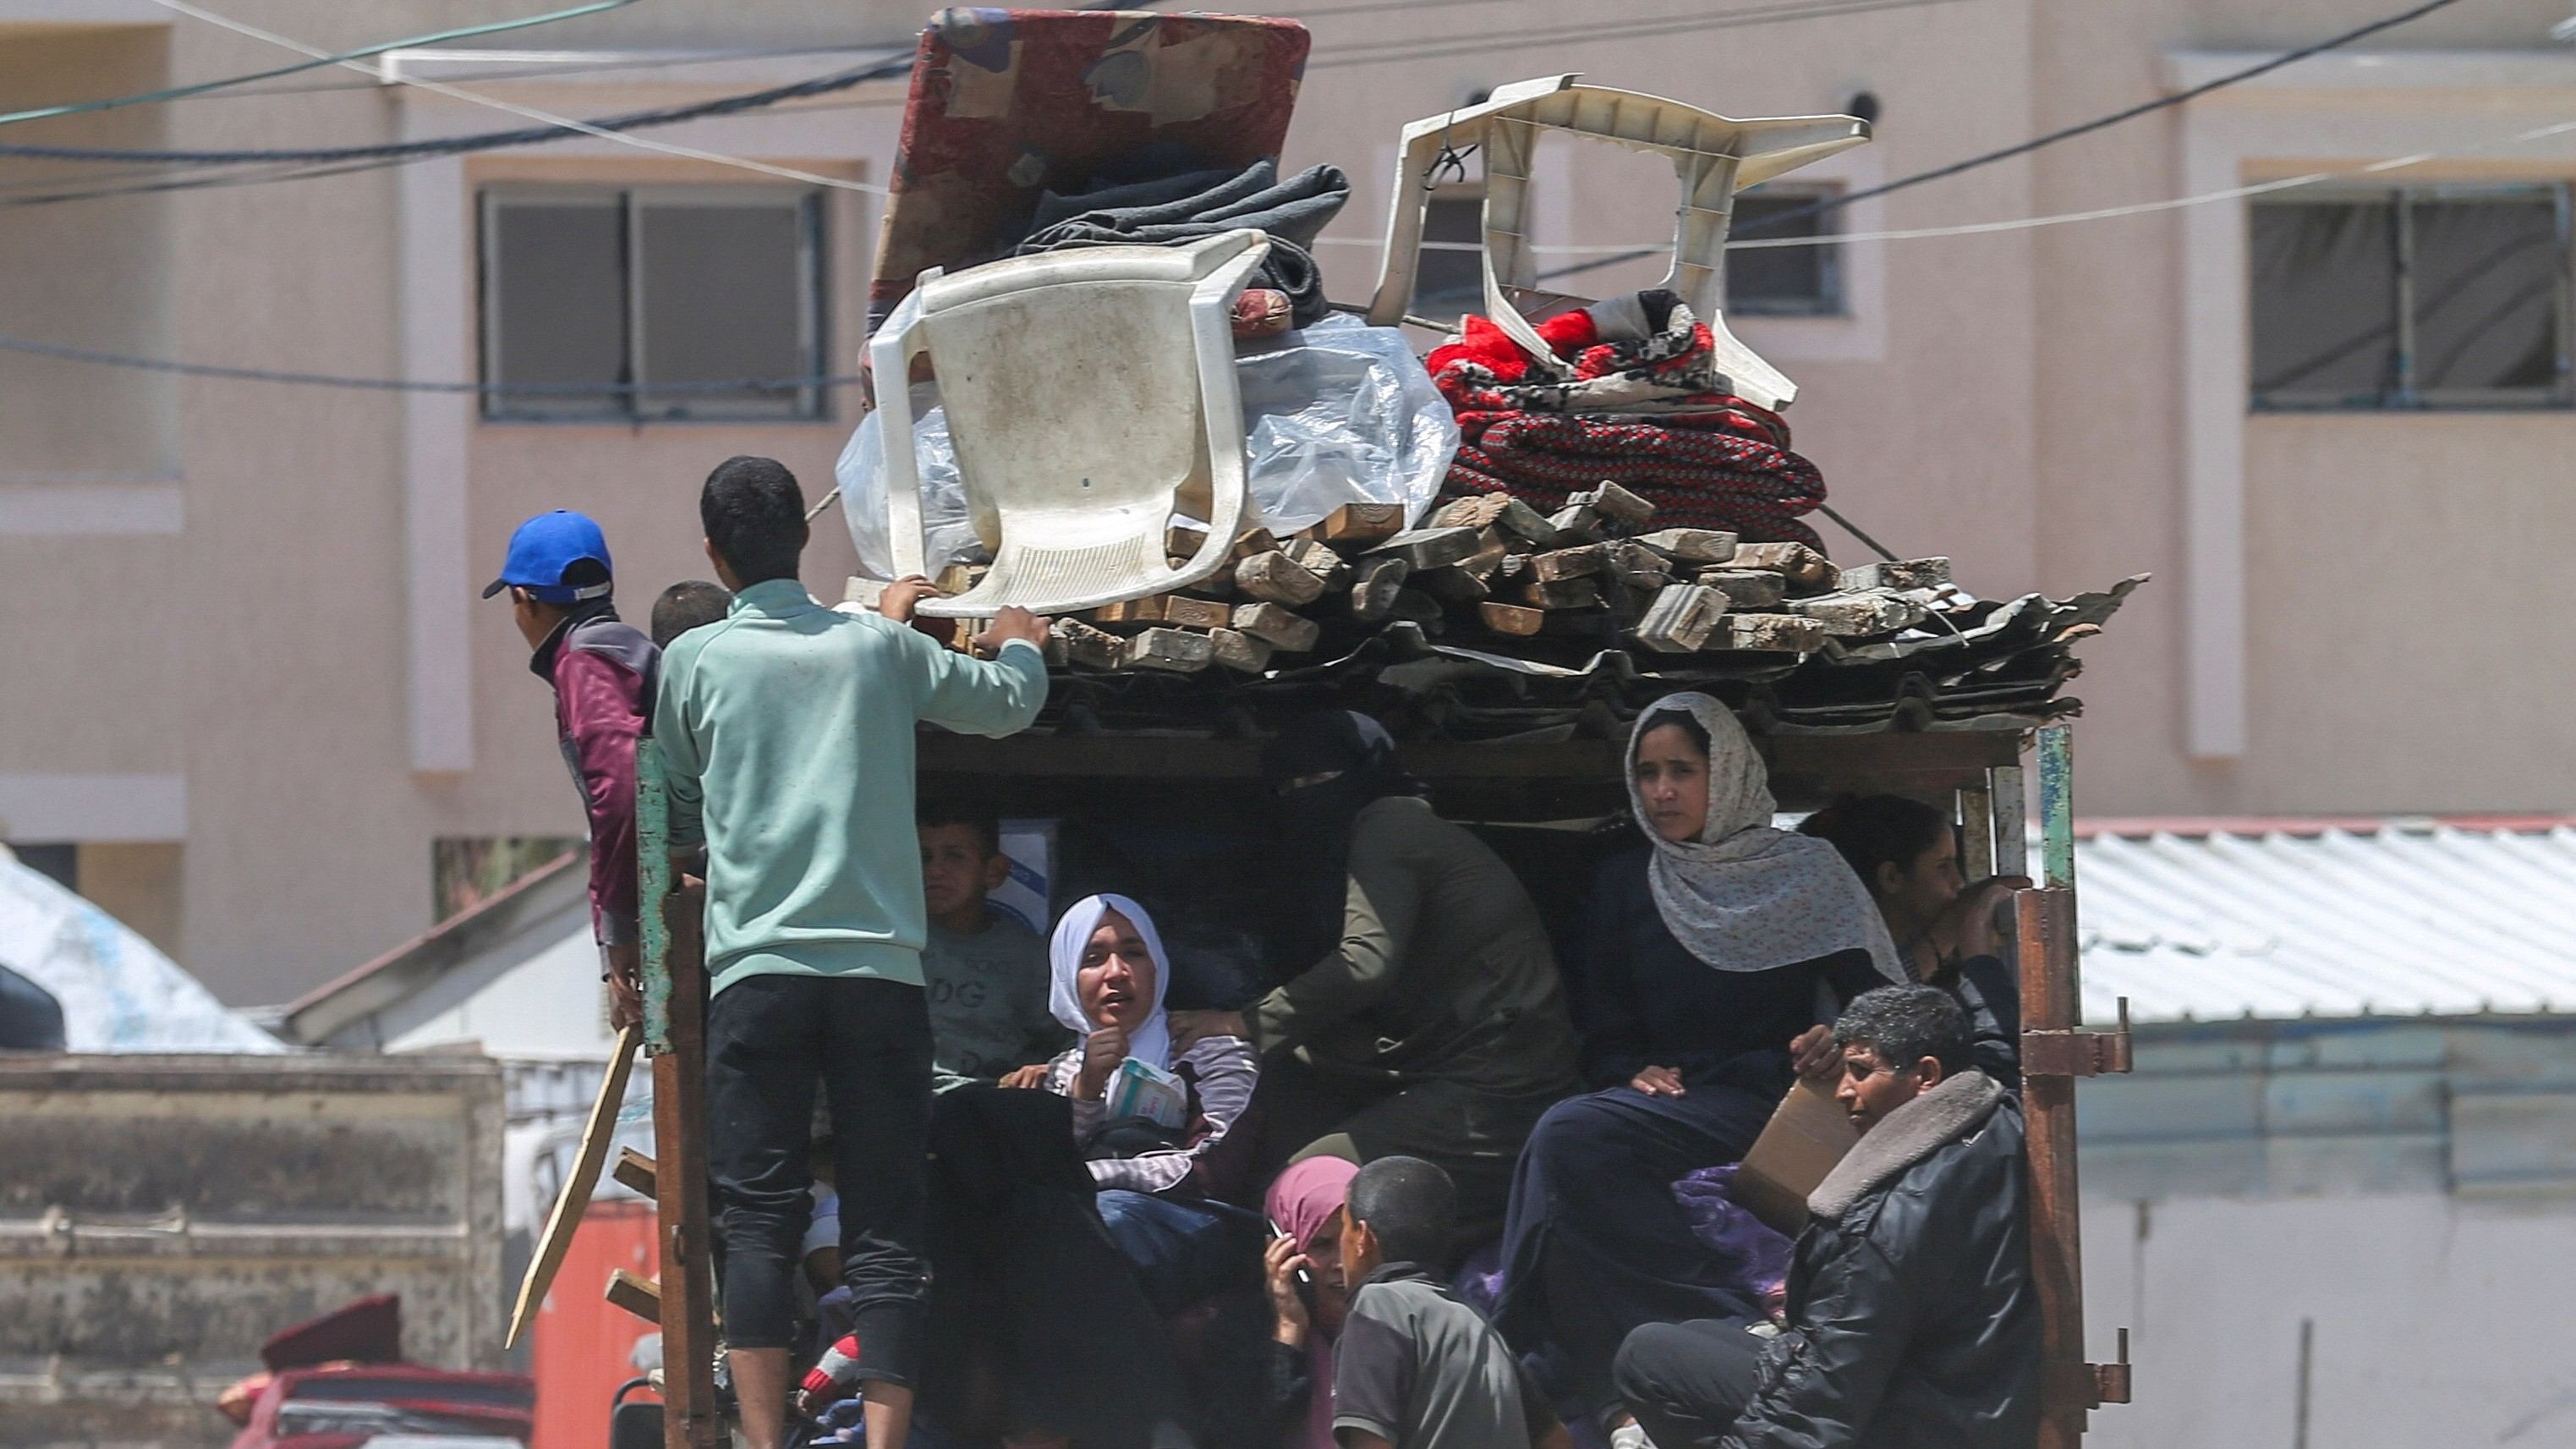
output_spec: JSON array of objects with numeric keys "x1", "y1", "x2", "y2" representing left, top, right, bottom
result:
[{"x1": 1011, "y1": 157, "x2": 1351, "y2": 326}]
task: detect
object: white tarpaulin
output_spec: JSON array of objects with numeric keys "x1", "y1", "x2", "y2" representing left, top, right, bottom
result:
[{"x1": 0, "y1": 848, "x2": 280, "y2": 1051}]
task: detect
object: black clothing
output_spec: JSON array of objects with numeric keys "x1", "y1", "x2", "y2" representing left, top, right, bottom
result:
[
  {"x1": 0, "y1": 963, "x2": 66, "y2": 1050},
  {"x1": 1946, "y1": 953, "x2": 2022, "y2": 1091},
  {"x1": 706, "y1": 974, "x2": 931, "y2": 1382},
  {"x1": 1014, "y1": 159, "x2": 1352, "y2": 327},
  {"x1": 1572, "y1": 849, "x2": 1885, "y2": 1091},
  {"x1": 1497, "y1": 851, "x2": 1885, "y2": 1419},
  {"x1": 1615, "y1": 1079, "x2": 2040, "y2": 1449},
  {"x1": 923, "y1": 1084, "x2": 1198, "y2": 1448},
  {"x1": 1263, "y1": 710, "x2": 1426, "y2": 965},
  {"x1": 1615, "y1": 1320, "x2": 1768, "y2": 1449}
]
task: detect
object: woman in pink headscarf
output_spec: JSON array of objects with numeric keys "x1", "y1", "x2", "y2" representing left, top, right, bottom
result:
[{"x1": 1259, "y1": 1155, "x2": 1362, "y2": 1449}]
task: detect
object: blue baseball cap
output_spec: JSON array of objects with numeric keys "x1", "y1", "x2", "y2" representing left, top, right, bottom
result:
[{"x1": 483, "y1": 510, "x2": 614, "y2": 604}]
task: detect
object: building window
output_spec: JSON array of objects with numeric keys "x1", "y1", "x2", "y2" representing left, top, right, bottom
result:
[
  {"x1": 2250, "y1": 186, "x2": 2569, "y2": 409},
  {"x1": 1728, "y1": 185, "x2": 1843, "y2": 316},
  {"x1": 479, "y1": 185, "x2": 826, "y2": 421},
  {"x1": 1413, "y1": 189, "x2": 1487, "y2": 322}
]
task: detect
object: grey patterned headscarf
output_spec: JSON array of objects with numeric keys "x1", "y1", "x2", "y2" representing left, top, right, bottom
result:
[{"x1": 1629, "y1": 693, "x2": 1906, "y2": 980}]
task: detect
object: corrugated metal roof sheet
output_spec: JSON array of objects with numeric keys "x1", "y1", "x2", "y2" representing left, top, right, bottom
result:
[{"x1": 2076, "y1": 820, "x2": 2576, "y2": 1024}]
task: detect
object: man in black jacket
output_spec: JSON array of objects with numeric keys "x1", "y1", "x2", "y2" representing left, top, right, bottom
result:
[{"x1": 1611, "y1": 985, "x2": 2038, "y2": 1449}]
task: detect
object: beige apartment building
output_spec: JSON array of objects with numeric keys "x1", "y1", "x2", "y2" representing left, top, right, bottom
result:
[{"x1": 3, "y1": 0, "x2": 2572, "y2": 1006}]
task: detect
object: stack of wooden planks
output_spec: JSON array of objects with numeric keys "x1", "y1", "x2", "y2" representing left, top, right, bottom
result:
[{"x1": 866, "y1": 493, "x2": 1955, "y2": 677}]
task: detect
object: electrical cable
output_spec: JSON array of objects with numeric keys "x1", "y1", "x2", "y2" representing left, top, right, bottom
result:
[
  {"x1": 0, "y1": 0, "x2": 636, "y2": 128},
  {"x1": 145, "y1": 0, "x2": 890, "y2": 195}
]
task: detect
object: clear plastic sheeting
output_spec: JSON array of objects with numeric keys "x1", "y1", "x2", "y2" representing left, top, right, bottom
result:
[
  {"x1": 0, "y1": 847, "x2": 282, "y2": 1051},
  {"x1": 841, "y1": 315, "x2": 1458, "y2": 580}
]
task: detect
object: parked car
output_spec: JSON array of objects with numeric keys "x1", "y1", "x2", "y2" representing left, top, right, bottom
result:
[{"x1": 227, "y1": 1363, "x2": 534, "y2": 1449}]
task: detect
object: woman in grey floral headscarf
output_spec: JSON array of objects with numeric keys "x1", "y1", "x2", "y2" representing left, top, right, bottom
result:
[{"x1": 1492, "y1": 692, "x2": 1906, "y2": 1430}]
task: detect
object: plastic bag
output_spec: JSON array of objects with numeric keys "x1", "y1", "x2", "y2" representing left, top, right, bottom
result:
[{"x1": 839, "y1": 313, "x2": 1459, "y2": 580}]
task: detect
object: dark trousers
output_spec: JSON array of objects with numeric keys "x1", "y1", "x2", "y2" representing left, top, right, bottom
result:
[
  {"x1": 707, "y1": 974, "x2": 932, "y2": 1386},
  {"x1": 1246, "y1": 1055, "x2": 1559, "y2": 1246},
  {"x1": 1612, "y1": 1320, "x2": 1767, "y2": 1449}
]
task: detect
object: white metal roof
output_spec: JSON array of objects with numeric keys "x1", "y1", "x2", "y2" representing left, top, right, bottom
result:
[{"x1": 2075, "y1": 819, "x2": 2576, "y2": 1024}]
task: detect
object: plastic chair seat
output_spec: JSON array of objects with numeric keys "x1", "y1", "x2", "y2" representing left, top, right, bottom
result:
[{"x1": 870, "y1": 230, "x2": 1269, "y2": 617}]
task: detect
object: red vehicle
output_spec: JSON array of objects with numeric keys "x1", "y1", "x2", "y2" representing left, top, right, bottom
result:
[{"x1": 227, "y1": 1362, "x2": 534, "y2": 1449}]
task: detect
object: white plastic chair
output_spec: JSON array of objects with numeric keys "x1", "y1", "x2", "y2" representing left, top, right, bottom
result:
[
  {"x1": 870, "y1": 229, "x2": 1270, "y2": 617},
  {"x1": 1364, "y1": 76, "x2": 1868, "y2": 411}
]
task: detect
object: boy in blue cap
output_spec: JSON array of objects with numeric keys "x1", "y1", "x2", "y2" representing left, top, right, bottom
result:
[{"x1": 484, "y1": 509, "x2": 659, "y2": 1028}]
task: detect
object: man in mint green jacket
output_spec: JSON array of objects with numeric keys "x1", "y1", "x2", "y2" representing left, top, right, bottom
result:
[{"x1": 655, "y1": 455, "x2": 1048, "y2": 1449}]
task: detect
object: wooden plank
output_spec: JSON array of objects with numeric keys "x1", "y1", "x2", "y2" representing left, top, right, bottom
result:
[
  {"x1": 1695, "y1": 568, "x2": 1788, "y2": 608},
  {"x1": 1429, "y1": 493, "x2": 1557, "y2": 545},
  {"x1": 1283, "y1": 539, "x2": 1353, "y2": 590},
  {"x1": 507, "y1": 1024, "x2": 639, "y2": 1348},
  {"x1": 1531, "y1": 545, "x2": 1607, "y2": 582},
  {"x1": 1519, "y1": 576, "x2": 1603, "y2": 611},
  {"x1": 1208, "y1": 628, "x2": 1273, "y2": 674},
  {"x1": 1630, "y1": 585, "x2": 1729, "y2": 653},
  {"x1": 1165, "y1": 524, "x2": 1209, "y2": 559},
  {"x1": 1837, "y1": 557, "x2": 1952, "y2": 592},
  {"x1": 1960, "y1": 782, "x2": 1996, "y2": 882},
  {"x1": 1235, "y1": 551, "x2": 1328, "y2": 606},
  {"x1": 1413, "y1": 565, "x2": 1490, "y2": 605},
  {"x1": 1789, "y1": 591, "x2": 1925, "y2": 635},
  {"x1": 1389, "y1": 587, "x2": 1444, "y2": 625},
  {"x1": 1570, "y1": 480, "x2": 1654, "y2": 528},
  {"x1": 1477, "y1": 602, "x2": 1545, "y2": 636},
  {"x1": 1052, "y1": 618, "x2": 1124, "y2": 670},
  {"x1": 1364, "y1": 526, "x2": 1482, "y2": 571},
  {"x1": 1348, "y1": 555, "x2": 1411, "y2": 622},
  {"x1": 1088, "y1": 595, "x2": 1231, "y2": 632},
  {"x1": 1230, "y1": 601, "x2": 1321, "y2": 652},
  {"x1": 1729, "y1": 541, "x2": 1839, "y2": 590},
  {"x1": 1120, "y1": 628, "x2": 1214, "y2": 672},
  {"x1": 613, "y1": 1146, "x2": 656, "y2": 1199},
  {"x1": 1546, "y1": 502, "x2": 1603, "y2": 541},
  {"x1": 932, "y1": 562, "x2": 986, "y2": 596},
  {"x1": 1230, "y1": 526, "x2": 1282, "y2": 561},
  {"x1": 650, "y1": 859, "x2": 719, "y2": 1447},
  {"x1": 1632, "y1": 528, "x2": 1739, "y2": 563},
  {"x1": 606, "y1": 1269, "x2": 660, "y2": 1326},
  {"x1": 1313, "y1": 501, "x2": 1405, "y2": 545},
  {"x1": 1721, "y1": 613, "x2": 1828, "y2": 652}
]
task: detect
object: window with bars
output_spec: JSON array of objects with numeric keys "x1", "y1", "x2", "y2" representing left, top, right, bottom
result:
[
  {"x1": 478, "y1": 185, "x2": 827, "y2": 421},
  {"x1": 2250, "y1": 185, "x2": 2571, "y2": 409},
  {"x1": 1729, "y1": 185, "x2": 1844, "y2": 316}
]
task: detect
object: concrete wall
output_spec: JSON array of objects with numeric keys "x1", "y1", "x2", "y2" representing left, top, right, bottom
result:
[
  {"x1": 2076, "y1": 1013, "x2": 2576, "y2": 1446},
  {"x1": 8, "y1": 1, "x2": 2576, "y2": 1002}
]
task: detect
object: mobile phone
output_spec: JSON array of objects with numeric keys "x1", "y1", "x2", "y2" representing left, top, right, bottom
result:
[{"x1": 1268, "y1": 1215, "x2": 1316, "y2": 1306}]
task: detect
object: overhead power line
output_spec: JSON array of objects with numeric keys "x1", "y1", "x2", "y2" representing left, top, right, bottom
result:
[
  {"x1": 145, "y1": 0, "x2": 891, "y2": 194},
  {"x1": 18, "y1": 108, "x2": 2576, "y2": 396},
  {"x1": 1536, "y1": 0, "x2": 2476, "y2": 283},
  {"x1": 0, "y1": 0, "x2": 634, "y2": 128}
]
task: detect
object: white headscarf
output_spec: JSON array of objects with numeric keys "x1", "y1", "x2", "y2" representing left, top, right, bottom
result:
[
  {"x1": 1629, "y1": 693, "x2": 1907, "y2": 981},
  {"x1": 1048, "y1": 892, "x2": 1175, "y2": 1073}
]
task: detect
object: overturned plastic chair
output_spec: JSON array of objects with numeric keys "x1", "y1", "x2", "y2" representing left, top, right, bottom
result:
[
  {"x1": 870, "y1": 229, "x2": 1271, "y2": 618},
  {"x1": 1364, "y1": 76, "x2": 1867, "y2": 412}
]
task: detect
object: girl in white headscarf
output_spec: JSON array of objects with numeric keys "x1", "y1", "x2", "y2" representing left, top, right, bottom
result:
[
  {"x1": 1493, "y1": 692, "x2": 1908, "y2": 1430},
  {"x1": 1013, "y1": 894, "x2": 1259, "y2": 1315}
]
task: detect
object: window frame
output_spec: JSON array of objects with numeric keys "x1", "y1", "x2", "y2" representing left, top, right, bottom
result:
[
  {"x1": 2249, "y1": 182, "x2": 2573, "y2": 412},
  {"x1": 476, "y1": 183, "x2": 829, "y2": 424},
  {"x1": 1726, "y1": 183, "x2": 1846, "y2": 319}
]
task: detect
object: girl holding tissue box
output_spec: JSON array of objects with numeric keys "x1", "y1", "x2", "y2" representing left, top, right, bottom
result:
[{"x1": 1016, "y1": 892, "x2": 1261, "y2": 1314}]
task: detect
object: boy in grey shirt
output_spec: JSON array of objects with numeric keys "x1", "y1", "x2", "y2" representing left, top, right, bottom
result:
[
  {"x1": 917, "y1": 802, "x2": 1064, "y2": 1089},
  {"x1": 1335, "y1": 1157, "x2": 1570, "y2": 1449}
]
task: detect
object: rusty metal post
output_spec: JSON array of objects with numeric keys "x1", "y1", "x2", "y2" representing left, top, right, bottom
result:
[
  {"x1": 638, "y1": 741, "x2": 721, "y2": 1449},
  {"x1": 2018, "y1": 724, "x2": 2129, "y2": 1447}
]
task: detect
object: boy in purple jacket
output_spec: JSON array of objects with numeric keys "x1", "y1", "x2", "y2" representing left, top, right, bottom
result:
[{"x1": 485, "y1": 510, "x2": 658, "y2": 1028}]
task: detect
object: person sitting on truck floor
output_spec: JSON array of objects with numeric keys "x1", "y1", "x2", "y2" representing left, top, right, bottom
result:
[
  {"x1": 1000, "y1": 893, "x2": 1262, "y2": 1316},
  {"x1": 1610, "y1": 984, "x2": 2039, "y2": 1449},
  {"x1": 1330, "y1": 1155, "x2": 1572, "y2": 1449},
  {"x1": 917, "y1": 800, "x2": 1067, "y2": 1093},
  {"x1": 648, "y1": 578, "x2": 732, "y2": 650},
  {"x1": 484, "y1": 509, "x2": 657, "y2": 1032},
  {"x1": 1166, "y1": 710, "x2": 1582, "y2": 1244},
  {"x1": 655, "y1": 455, "x2": 1050, "y2": 1449},
  {"x1": 1491, "y1": 693, "x2": 1909, "y2": 1432},
  {"x1": 1797, "y1": 794, "x2": 2028, "y2": 1090}
]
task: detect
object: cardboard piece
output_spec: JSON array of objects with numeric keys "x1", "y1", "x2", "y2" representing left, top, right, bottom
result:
[{"x1": 1729, "y1": 1077, "x2": 1857, "y2": 1236}]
